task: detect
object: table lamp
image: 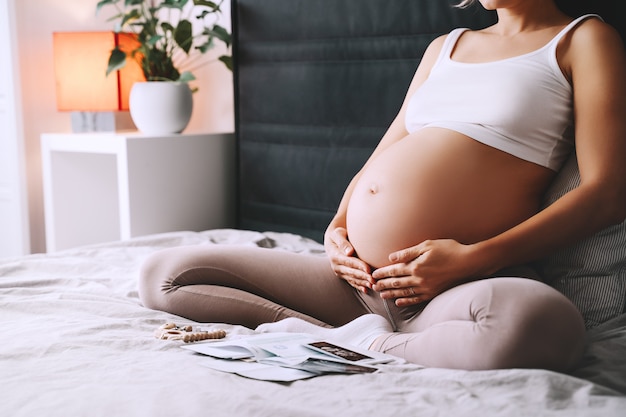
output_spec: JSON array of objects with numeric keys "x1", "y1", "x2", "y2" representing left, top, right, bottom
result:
[{"x1": 53, "y1": 31, "x2": 145, "y2": 132}]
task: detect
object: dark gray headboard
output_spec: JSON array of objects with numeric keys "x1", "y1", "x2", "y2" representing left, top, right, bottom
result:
[{"x1": 231, "y1": 0, "x2": 496, "y2": 242}]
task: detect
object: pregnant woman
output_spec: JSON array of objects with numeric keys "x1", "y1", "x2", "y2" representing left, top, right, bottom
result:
[{"x1": 139, "y1": 0, "x2": 626, "y2": 371}]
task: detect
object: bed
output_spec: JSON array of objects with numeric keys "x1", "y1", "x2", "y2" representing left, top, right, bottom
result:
[{"x1": 2, "y1": 0, "x2": 626, "y2": 416}]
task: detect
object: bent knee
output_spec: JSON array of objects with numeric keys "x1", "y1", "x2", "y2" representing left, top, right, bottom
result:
[
  {"x1": 138, "y1": 247, "x2": 184, "y2": 309},
  {"x1": 526, "y1": 294, "x2": 585, "y2": 371},
  {"x1": 487, "y1": 280, "x2": 586, "y2": 371},
  {"x1": 137, "y1": 245, "x2": 235, "y2": 310}
]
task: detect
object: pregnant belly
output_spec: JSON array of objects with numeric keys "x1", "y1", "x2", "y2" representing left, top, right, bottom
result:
[{"x1": 346, "y1": 129, "x2": 545, "y2": 268}]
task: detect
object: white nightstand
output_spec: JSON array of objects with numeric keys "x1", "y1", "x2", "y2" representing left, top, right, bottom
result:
[{"x1": 41, "y1": 132, "x2": 236, "y2": 252}]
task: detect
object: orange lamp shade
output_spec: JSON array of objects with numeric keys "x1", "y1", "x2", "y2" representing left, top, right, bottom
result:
[{"x1": 53, "y1": 32, "x2": 145, "y2": 112}]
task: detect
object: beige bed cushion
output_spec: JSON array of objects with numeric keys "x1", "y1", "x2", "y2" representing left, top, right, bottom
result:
[{"x1": 535, "y1": 152, "x2": 626, "y2": 328}]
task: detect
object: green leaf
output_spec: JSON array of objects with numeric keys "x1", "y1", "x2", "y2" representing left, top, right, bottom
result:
[
  {"x1": 146, "y1": 34, "x2": 162, "y2": 48},
  {"x1": 177, "y1": 71, "x2": 196, "y2": 83},
  {"x1": 161, "y1": 22, "x2": 175, "y2": 34},
  {"x1": 196, "y1": 10, "x2": 209, "y2": 19},
  {"x1": 174, "y1": 19, "x2": 193, "y2": 54},
  {"x1": 96, "y1": 0, "x2": 118, "y2": 15},
  {"x1": 193, "y1": 0, "x2": 219, "y2": 11},
  {"x1": 218, "y1": 55, "x2": 232, "y2": 71},
  {"x1": 206, "y1": 24, "x2": 231, "y2": 47},
  {"x1": 196, "y1": 37, "x2": 214, "y2": 53},
  {"x1": 106, "y1": 47, "x2": 127, "y2": 76},
  {"x1": 105, "y1": 12, "x2": 125, "y2": 24},
  {"x1": 120, "y1": 9, "x2": 141, "y2": 27},
  {"x1": 162, "y1": 0, "x2": 189, "y2": 10}
]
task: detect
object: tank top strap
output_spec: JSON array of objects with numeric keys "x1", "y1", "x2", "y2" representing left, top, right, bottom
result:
[
  {"x1": 548, "y1": 14, "x2": 603, "y2": 49},
  {"x1": 432, "y1": 28, "x2": 468, "y2": 68}
]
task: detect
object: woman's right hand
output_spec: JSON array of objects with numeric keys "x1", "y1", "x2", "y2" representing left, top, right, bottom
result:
[{"x1": 324, "y1": 226, "x2": 373, "y2": 293}]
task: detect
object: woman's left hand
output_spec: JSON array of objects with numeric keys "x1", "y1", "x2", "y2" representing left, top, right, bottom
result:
[{"x1": 371, "y1": 239, "x2": 479, "y2": 306}]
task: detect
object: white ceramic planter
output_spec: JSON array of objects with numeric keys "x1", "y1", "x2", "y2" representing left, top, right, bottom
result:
[{"x1": 129, "y1": 81, "x2": 193, "y2": 135}]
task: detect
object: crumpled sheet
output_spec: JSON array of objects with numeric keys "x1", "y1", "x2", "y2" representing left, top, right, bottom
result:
[{"x1": 1, "y1": 229, "x2": 624, "y2": 417}]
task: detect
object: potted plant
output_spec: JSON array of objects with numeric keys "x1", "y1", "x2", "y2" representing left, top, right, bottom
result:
[{"x1": 96, "y1": 0, "x2": 232, "y2": 134}]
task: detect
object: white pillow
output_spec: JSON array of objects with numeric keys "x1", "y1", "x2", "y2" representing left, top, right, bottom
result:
[{"x1": 534, "y1": 152, "x2": 626, "y2": 328}]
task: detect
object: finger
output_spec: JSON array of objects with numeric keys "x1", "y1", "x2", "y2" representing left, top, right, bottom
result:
[
  {"x1": 383, "y1": 286, "x2": 421, "y2": 297},
  {"x1": 335, "y1": 255, "x2": 371, "y2": 275},
  {"x1": 341, "y1": 274, "x2": 373, "y2": 290},
  {"x1": 388, "y1": 244, "x2": 425, "y2": 263},
  {"x1": 372, "y1": 263, "x2": 407, "y2": 280},
  {"x1": 395, "y1": 295, "x2": 425, "y2": 307},
  {"x1": 334, "y1": 263, "x2": 372, "y2": 285},
  {"x1": 376, "y1": 281, "x2": 428, "y2": 300},
  {"x1": 340, "y1": 274, "x2": 372, "y2": 293},
  {"x1": 331, "y1": 249, "x2": 361, "y2": 271},
  {"x1": 379, "y1": 287, "x2": 425, "y2": 301},
  {"x1": 348, "y1": 281, "x2": 370, "y2": 294},
  {"x1": 372, "y1": 276, "x2": 411, "y2": 292},
  {"x1": 332, "y1": 228, "x2": 354, "y2": 256}
]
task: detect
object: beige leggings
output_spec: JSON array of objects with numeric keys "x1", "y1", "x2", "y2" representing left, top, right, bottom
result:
[{"x1": 138, "y1": 245, "x2": 586, "y2": 371}]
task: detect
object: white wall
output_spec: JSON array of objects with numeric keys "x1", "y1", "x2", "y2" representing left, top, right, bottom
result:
[
  {"x1": 15, "y1": 0, "x2": 234, "y2": 253},
  {"x1": 0, "y1": 0, "x2": 29, "y2": 258}
]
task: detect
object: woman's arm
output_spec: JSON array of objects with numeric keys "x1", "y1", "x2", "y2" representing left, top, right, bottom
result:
[
  {"x1": 476, "y1": 18, "x2": 626, "y2": 271},
  {"x1": 372, "y1": 19, "x2": 626, "y2": 305},
  {"x1": 324, "y1": 35, "x2": 447, "y2": 292}
]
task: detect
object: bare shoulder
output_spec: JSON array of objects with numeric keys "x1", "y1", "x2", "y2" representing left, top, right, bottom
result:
[
  {"x1": 422, "y1": 34, "x2": 448, "y2": 62},
  {"x1": 413, "y1": 34, "x2": 448, "y2": 77},
  {"x1": 561, "y1": 16, "x2": 626, "y2": 81},
  {"x1": 570, "y1": 16, "x2": 625, "y2": 56}
]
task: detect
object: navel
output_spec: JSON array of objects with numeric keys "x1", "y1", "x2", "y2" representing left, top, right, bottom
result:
[{"x1": 369, "y1": 183, "x2": 379, "y2": 195}]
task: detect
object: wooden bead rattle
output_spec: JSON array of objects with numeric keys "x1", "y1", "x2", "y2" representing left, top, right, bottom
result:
[{"x1": 155, "y1": 322, "x2": 226, "y2": 343}]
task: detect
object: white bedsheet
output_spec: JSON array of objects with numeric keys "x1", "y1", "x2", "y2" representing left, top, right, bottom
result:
[{"x1": 1, "y1": 229, "x2": 625, "y2": 417}]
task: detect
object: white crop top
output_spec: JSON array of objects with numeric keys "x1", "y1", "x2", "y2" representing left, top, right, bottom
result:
[{"x1": 405, "y1": 14, "x2": 599, "y2": 171}]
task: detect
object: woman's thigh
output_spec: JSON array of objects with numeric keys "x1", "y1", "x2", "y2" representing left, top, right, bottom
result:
[
  {"x1": 374, "y1": 277, "x2": 586, "y2": 370},
  {"x1": 139, "y1": 245, "x2": 369, "y2": 327}
]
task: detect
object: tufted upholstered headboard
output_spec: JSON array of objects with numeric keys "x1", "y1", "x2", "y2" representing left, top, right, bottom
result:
[{"x1": 231, "y1": 0, "x2": 496, "y2": 242}]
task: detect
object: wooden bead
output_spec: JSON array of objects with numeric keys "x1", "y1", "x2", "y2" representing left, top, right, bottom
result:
[{"x1": 154, "y1": 322, "x2": 227, "y2": 343}]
